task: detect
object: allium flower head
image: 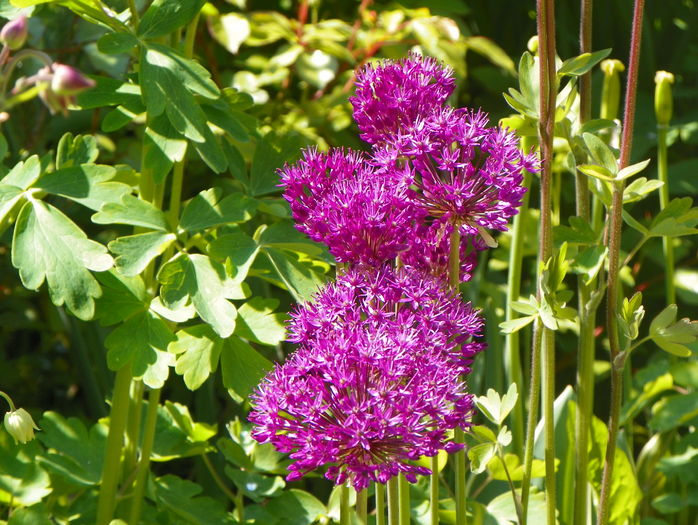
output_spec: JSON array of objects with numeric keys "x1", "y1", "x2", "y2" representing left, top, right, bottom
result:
[
  {"x1": 279, "y1": 148, "x2": 420, "y2": 266},
  {"x1": 250, "y1": 266, "x2": 484, "y2": 490},
  {"x1": 350, "y1": 53, "x2": 455, "y2": 146}
]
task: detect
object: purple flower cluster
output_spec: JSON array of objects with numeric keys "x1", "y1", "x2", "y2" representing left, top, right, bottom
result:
[
  {"x1": 251, "y1": 53, "x2": 534, "y2": 491},
  {"x1": 250, "y1": 266, "x2": 484, "y2": 490}
]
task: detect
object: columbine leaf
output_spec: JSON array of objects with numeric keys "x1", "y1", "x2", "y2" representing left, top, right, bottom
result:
[
  {"x1": 572, "y1": 245, "x2": 607, "y2": 285},
  {"x1": 143, "y1": 113, "x2": 188, "y2": 184},
  {"x1": 158, "y1": 253, "x2": 247, "y2": 337},
  {"x1": 262, "y1": 247, "x2": 326, "y2": 303},
  {"x1": 583, "y1": 132, "x2": 618, "y2": 174},
  {"x1": 476, "y1": 384, "x2": 518, "y2": 426},
  {"x1": 235, "y1": 297, "x2": 287, "y2": 346},
  {"x1": 180, "y1": 188, "x2": 257, "y2": 232},
  {"x1": 154, "y1": 474, "x2": 232, "y2": 525},
  {"x1": 109, "y1": 231, "x2": 177, "y2": 276},
  {"x1": 488, "y1": 453, "x2": 547, "y2": 481},
  {"x1": 554, "y1": 216, "x2": 599, "y2": 245},
  {"x1": 221, "y1": 337, "x2": 273, "y2": 402},
  {"x1": 623, "y1": 177, "x2": 663, "y2": 204},
  {"x1": 499, "y1": 315, "x2": 536, "y2": 334},
  {"x1": 94, "y1": 270, "x2": 148, "y2": 326},
  {"x1": 558, "y1": 48, "x2": 611, "y2": 76},
  {"x1": 2, "y1": 155, "x2": 41, "y2": 189},
  {"x1": 105, "y1": 310, "x2": 175, "y2": 387},
  {"x1": 468, "y1": 442, "x2": 497, "y2": 474},
  {"x1": 12, "y1": 200, "x2": 112, "y2": 320},
  {"x1": 616, "y1": 159, "x2": 651, "y2": 181},
  {"x1": 258, "y1": 221, "x2": 327, "y2": 257},
  {"x1": 208, "y1": 231, "x2": 260, "y2": 282},
  {"x1": 0, "y1": 184, "x2": 25, "y2": 227},
  {"x1": 92, "y1": 194, "x2": 170, "y2": 231},
  {"x1": 138, "y1": 0, "x2": 207, "y2": 39},
  {"x1": 169, "y1": 324, "x2": 222, "y2": 391},
  {"x1": 34, "y1": 164, "x2": 130, "y2": 211},
  {"x1": 249, "y1": 132, "x2": 303, "y2": 196},
  {"x1": 152, "y1": 402, "x2": 216, "y2": 461}
]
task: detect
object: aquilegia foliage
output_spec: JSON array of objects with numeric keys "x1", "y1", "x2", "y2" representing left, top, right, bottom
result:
[
  {"x1": 251, "y1": 53, "x2": 533, "y2": 491},
  {"x1": 250, "y1": 266, "x2": 484, "y2": 490}
]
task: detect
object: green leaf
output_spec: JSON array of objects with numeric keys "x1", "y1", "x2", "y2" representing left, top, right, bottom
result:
[
  {"x1": 265, "y1": 489, "x2": 326, "y2": 525},
  {"x1": 488, "y1": 453, "x2": 547, "y2": 481},
  {"x1": 169, "y1": 324, "x2": 222, "y2": 391},
  {"x1": 35, "y1": 164, "x2": 130, "y2": 211},
  {"x1": 0, "y1": 431, "x2": 51, "y2": 506},
  {"x1": 154, "y1": 474, "x2": 234, "y2": 525},
  {"x1": 158, "y1": 253, "x2": 246, "y2": 337},
  {"x1": 152, "y1": 402, "x2": 216, "y2": 461},
  {"x1": 235, "y1": 297, "x2": 287, "y2": 346},
  {"x1": 499, "y1": 315, "x2": 536, "y2": 334},
  {"x1": 476, "y1": 384, "x2": 518, "y2": 426},
  {"x1": 649, "y1": 393, "x2": 698, "y2": 433},
  {"x1": 263, "y1": 247, "x2": 325, "y2": 303},
  {"x1": 258, "y1": 221, "x2": 326, "y2": 257},
  {"x1": 623, "y1": 177, "x2": 663, "y2": 203},
  {"x1": 220, "y1": 337, "x2": 273, "y2": 402},
  {"x1": 92, "y1": 194, "x2": 170, "y2": 231},
  {"x1": 616, "y1": 158, "x2": 651, "y2": 181},
  {"x1": 105, "y1": 310, "x2": 175, "y2": 388},
  {"x1": 487, "y1": 487, "x2": 548, "y2": 525},
  {"x1": 0, "y1": 184, "x2": 25, "y2": 228},
  {"x1": 97, "y1": 31, "x2": 139, "y2": 54},
  {"x1": 2, "y1": 155, "x2": 41, "y2": 189},
  {"x1": 109, "y1": 231, "x2": 177, "y2": 276},
  {"x1": 578, "y1": 163, "x2": 615, "y2": 182},
  {"x1": 76, "y1": 75, "x2": 141, "y2": 109},
  {"x1": 583, "y1": 132, "x2": 618, "y2": 174},
  {"x1": 180, "y1": 188, "x2": 257, "y2": 232},
  {"x1": 142, "y1": 113, "x2": 188, "y2": 184},
  {"x1": 138, "y1": 0, "x2": 206, "y2": 39},
  {"x1": 618, "y1": 292, "x2": 645, "y2": 341},
  {"x1": 36, "y1": 411, "x2": 106, "y2": 486},
  {"x1": 468, "y1": 442, "x2": 496, "y2": 474},
  {"x1": 12, "y1": 200, "x2": 112, "y2": 320},
  {"x1": 249, "y1": 132, "x2": 303, "y2": 196},
  {"x1": 657, "y1": 447, "x2": 698, "y2": 483},
  {"x1": 55, "y1": 133, "x2": 98, "y2": 167},
  {"x1": 572, "y1": 245, "x2": 607, "y2": 285},
  {"x1": 208, "y1": 231, "x2": 260, "y2": 282},
  {"x1": 621, "y1": 372, "x2": 673, "y2": 425},
  {"x1": 7, "y1": 506, "x2": 52, "y2": 525},
  {"x1": 649, "y1": 305, "x2": 698, "y2": 357},
  {"x1": 558, "y1": 48, "x2": 611, "y2": 76},
  {"x1": 208, "y1": 12, "x2": 251, "y2": 54},
  {"x1": 554, "y1": 216, "x2": 598, "y2": 245},
  {"x1": 225, "y1": 468, "x2": 285, "y2": 503},
  {"x1": 94, "y1": 270, "x2": 148, "y2": 326}
]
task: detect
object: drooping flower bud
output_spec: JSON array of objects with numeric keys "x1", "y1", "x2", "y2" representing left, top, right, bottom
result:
[
  {"x1": 0, "y1": 15, "x2": 28, "y2": 50},
  {"x1": 654, "y1": 71, "x2": 675, "y2": 127},
  {"x1": 4, "y1": 408, "x2": 39, "y2": 444},
  {"x1": 600, "y1": 59, "x2": 625, "y2": 121},
  {"x1": 50, "y1": 63, "x2": 95, "y2": 96},
  {"x1": 527, "y1": 35, "x2": 539, "y2": 54}
]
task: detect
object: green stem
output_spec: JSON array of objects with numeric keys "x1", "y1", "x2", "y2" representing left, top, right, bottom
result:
[
  {"x1": 127, "y1": 0, "x2": 140, "y2": 26},
  {"x1": 504, "y1": 170, "x2": 531, "y2": 457},
  {"x1": 598, "y1": 4, "x2": 645, "y2": 524},
  {"x1": 123, "y1": 380, "x2": 144, "y2": 480},
  {"x1": 657, "y1": 125, "x2": 675, "y2": 304},
  {"x1": 542, "y1": 329, "x2": 556, "y2": 525},
  {"x1": 388, "y1": 477, "x2": 400, "y2": 525},
  {"x1": 96, "y1": 365, "x2": 133, "y2": 525},
  {"x1": 340, "y1": 483, "x2": 350, "y2": 525},
  {"x1": 201, "y1": 454, "x2": 237, "y2": 504},
  {"x1": 0, "y1": 391, "x2": 16, "y2": 412},
  {"x1": 499, "y1": 449, "x2": 524, "y2": 525},
  {"x1": 399, "y1": 474, "x2": 410, "y2": 525},
  {"x1": 430, "y1": 455, "x2": 440, "y2": 525},
  {"x1": 127, "y1": 387, "x2": 161, "y2": 525},
  {"x1": 356, "y1": 488, "x2": 368, "y2": 525},
  {"x1": 376, "y1": 482, "x2": 386, "y2": 525}
]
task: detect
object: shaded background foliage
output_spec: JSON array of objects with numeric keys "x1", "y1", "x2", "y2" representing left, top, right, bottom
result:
[{"x1": 0, "y1": 0, "x2": 697, "y2": 524}]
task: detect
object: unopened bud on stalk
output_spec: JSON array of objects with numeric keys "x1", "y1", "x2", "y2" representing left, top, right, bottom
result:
[
  {"x1": 4, "y1": 408, "x2": 38, "y2": 444},
  {"x1": 654, "y1": 71, "x2": 675, "y2": 127},
  {"x1": 600, "y1": 59, "x2": 625, "y2": 121},
  {"x1": 0, "y1": 15, "x2": 28, "y2": 50},
  {"x1": 50, "y1": 63, "x2": 95, "y2": 96},
  {"x1": 527, "y1": 35, "x2": 539, "y2": 54}
]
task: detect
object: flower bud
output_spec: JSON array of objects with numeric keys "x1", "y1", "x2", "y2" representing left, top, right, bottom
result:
[
  {"x1": 0, "y1": 15, "x2": 28, "y2": 50},
  {"x1": 600, "y1": 59, "x2": 625, "y2": 121},
  {"x1": 4, "y1": 408, "x2": 38, "y2": 444},
  {"x1": 527, "y1": 35, "x2": 539, "y2": 54},
  {"x1": 50, "y1": 63, "x2": 95, "y2": 96},
  {"x1": 654, "y1": 70, "x2": 675, "y2": 127}
]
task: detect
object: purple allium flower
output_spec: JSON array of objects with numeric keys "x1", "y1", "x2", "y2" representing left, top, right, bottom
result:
[
  {"x1": 279, "y1": 148, "x2": 421, "y2": 266},
  {"x1": 249, "y1": 265, "x2": 484, "y2": 491},
  {"x1": 350, "y1": 52, "x2": 455, "y2": 146}
]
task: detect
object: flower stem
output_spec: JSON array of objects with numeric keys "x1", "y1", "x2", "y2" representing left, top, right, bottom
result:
[
  {"x1": 657, "y1": 125, "x2": 675, "y2": 304},
  {"x1": 96, "y1": 365, "x2": 133, "y2": 525},
  {"x1": 388, "y1": 477, "x2": 399, "y2": 525},
  {"x1": 597, "y1": 2, "x2": 645, "y2": 524},
  {"x1": 340, "y1": 483, "x2": 350, "y2": 525},
  {"x1": 127, "y1": 387, "x2": 161, "y2": 525},
  {"x1": 430, "y1": 455, "x2": 440, "y2": 525},
  {"x1": 399, "y1": 475, "x2": 410, "y2": 525},
  {"x1": 356, "y1": 488, "x2": 368, "y2": 525},
  {"x1": 0, "y1": 391, "x2": 16, "y2": 412},
  {"x1": 376, "y1": 482, "x2": 386, "y2": 525}
]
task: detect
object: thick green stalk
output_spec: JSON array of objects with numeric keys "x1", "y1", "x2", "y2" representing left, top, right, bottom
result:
[
  {"x1": 128, "y1": 387, "x2": 161, "y2": 525},
  {"x1": 430, "y1": 455, "x2": 440, "y2": 525},
  {"x1": 448, "y1": 229, "x2": 467, "y2": 525},
  {"x1": 399, "y1": 474, "x2": 410, "y2": 525},
  {"x1": 96, "y1": 365, "x2": 133, "y2": 525},
  {"x1": 388, "y1": 477, "x2": 400, "y2": 525},
  {"x1": 356, "y1": 489, "x2": 368, "y2": 525},
  {"x1": 542, "y1": 329, "x2": 556, "y2": 525},
  {"x1": 340, "y1": 483, "x2": 350, "y2": 525},
  {"x1": 656, "y1": 125, "x2": 675, "y2": 304},
  {"x1": 123, "y1": 380, "x2": 144, "y2": 479},
  {"x1": 597, "y1": 2, "x2": 645, "y2": 524},
  {"x1": 376, "y1": 482, "x2": 386, "y2": 525},
  {"x1": 504, "y1": 170, "x2": 531, "y2": 457}
]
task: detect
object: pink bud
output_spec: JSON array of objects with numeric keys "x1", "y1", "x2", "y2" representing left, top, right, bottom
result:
[
  {"x1": 0, "y1": 15, "x2": 28, "y2": 50},
  {"x1": 50, "y1": 63, "x2": 95, "y2": 96}
]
